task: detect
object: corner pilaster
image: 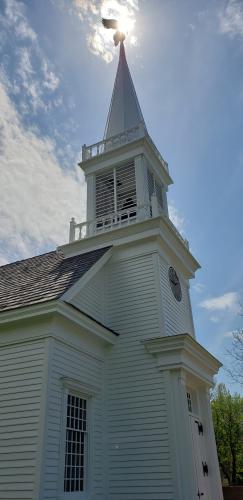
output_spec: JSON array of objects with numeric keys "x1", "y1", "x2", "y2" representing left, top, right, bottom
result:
[
  {"x1": 134, "y1": 154, "x2": 150, "y2": 221},
  {"x1": 86, "y1": 174, "x2": 96, "y2": 235}
]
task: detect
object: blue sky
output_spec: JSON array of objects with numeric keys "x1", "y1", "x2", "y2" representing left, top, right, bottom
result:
[{"x1": 0, "y1": 0, "x2": 243, "y2": 393}]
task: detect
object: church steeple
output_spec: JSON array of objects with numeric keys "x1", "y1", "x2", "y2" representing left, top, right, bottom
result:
[
  {"x1": 70, "y1": 35, "x2": 174, "y2": 244},
  {"x1": 104, "y1": 41, "x2": 146, "y2": 139}
]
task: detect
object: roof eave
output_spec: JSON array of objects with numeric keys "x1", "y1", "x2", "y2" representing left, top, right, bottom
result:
[{"x1": 0, "y1": 299, "x2": 118, "y2": 345}]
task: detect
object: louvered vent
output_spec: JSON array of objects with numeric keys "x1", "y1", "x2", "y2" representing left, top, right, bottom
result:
[
  {"x1": 116, "y1": 163, "x2": 136, "y2": 212},
  {"x1": 96, "y1": 163, "x2": 136, "y2": 220},
  {"x1": 96, "y1": 169, "x2": 114, "y2": 219}
]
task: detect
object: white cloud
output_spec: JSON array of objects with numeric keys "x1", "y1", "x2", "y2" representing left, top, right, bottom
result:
[
  {"x1": 200, "y1": 292, "x2": 240, "y2": 313},
  {"x1": 1, "y1": 0, "x2": 60, "y2": 112},
  {"x1": 0, "y1": 75, "x2": 86, "y2": 264},
  {"x1": 42, "y1": 59, "x2": 60, "y2": 91},
  {"x1": 222, "y1": 330, "x2": 234, "y2": 338},
  {"x1": 17, "y1": 47, "x2": 44, "y2": 111},
  {"x1": 4, "y1": 0, "x2": 37, "y2": 41},
  {"x1": 210, "y1": 315, "x2": 220, "y2": 323},
  {"x1": 219, "y1": 0, "x2": 243, "y2": 38},
  {"x1": 168, "y1": 203, "x2": 185, "y2": 234},
  {"x1": 72, "y1": 0, "x2": 139, "y2": 63},
  {"x1": 193, "y1": 282, "x2": 205, "y2": 294}
]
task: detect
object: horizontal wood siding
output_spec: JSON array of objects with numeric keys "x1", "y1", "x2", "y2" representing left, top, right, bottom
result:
[
  {"x1": 71, "y1": 268, "x2": 105, "y2": 323},
  {"x1": 43, "y1": 339, "x2": 105, "y2": 499},
  {"x1": 0, "y1": 340, "x2": 45, "y2": 500},
  {"x1": 106, "y1": 254, "x2": 173, "y2": 500},
  {"x1": 160, "y1": 257, "x2": 194, "y2": 337}
]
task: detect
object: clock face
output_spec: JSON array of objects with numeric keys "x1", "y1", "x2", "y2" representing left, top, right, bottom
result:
[{"x1": 168, "y1": 267, "x2": 182, "y2": 302}]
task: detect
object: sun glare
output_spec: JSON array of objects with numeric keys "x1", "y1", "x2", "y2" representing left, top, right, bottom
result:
[{"x1": 117, "y1": 15, "x2": 135, "y2": 35}]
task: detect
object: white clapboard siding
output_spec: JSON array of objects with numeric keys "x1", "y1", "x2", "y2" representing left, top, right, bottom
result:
[
  {"x1": 42, "y1": 339, "x2": 105, "y2": 500},
  {"x1": 70, "y1": 267, "x2": 105, "y2": 323},
  {"x1": 0, "y1": 340, "x2": 46, "y2": 500},
  {"x1": 160, "y1": 257, "x2": 194, "y2": 337},
  {"x1": 105, "y1": 254, "x2": 174, "y2": 500}
]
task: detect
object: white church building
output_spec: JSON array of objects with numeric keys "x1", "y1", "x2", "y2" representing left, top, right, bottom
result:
[{"x1": 0, "y1": 40, "x2": 223, "y2": 500}]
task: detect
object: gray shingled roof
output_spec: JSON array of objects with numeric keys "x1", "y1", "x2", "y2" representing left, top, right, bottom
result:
[{"x1": 0, "y1": 246, "x2": 110, "y2": 313}]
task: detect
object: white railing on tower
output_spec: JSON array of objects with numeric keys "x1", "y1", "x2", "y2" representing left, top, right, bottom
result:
[
  {"x1": 69, "y1": 205, "x2": 189, "y2": 250},
  {"x1": 81, "y1": 123, "x2": 168, "y2": 173},
  {"x1": 69, "y1": 206, "x2": 144, "y2": 242}
]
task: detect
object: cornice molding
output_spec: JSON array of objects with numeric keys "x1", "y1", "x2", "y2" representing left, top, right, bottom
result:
[
  {"x1": 59, "y1": 215, "x2": 200, "y2": 278},
  {"x1": 143, "y1": 333, "x2": 222, "y2": 385},
  {"x1": 80, "y1": 136, "x2": 173, "y2": 186},
  {"x1": 0, "y1": 299, "x2": 117, "y2": 346}
]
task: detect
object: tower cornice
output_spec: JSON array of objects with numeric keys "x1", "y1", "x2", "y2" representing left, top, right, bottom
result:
[
  {"x1": 59, "y1": 215, "x2": 200, "y2": 279},
  {"x1": 80, "y1": 131, "x2": 173, "y2": 187}
]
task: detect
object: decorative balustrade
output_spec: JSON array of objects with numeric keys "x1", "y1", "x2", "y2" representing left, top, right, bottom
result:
[
  {"x1": 69, "y1": 206, "x2": 143, "y2": 242},
  {"x1": 81, "y1": 123, "x2": 168, "y2": 173},
  {"x1": 82, "y1": 124, "x2": 144, "y2": 161},
  {"x1": 69, "y1": 205, "x2": 189, "y2": 249}
]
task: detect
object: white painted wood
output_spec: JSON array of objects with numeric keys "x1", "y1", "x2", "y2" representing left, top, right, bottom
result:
[
  {"x1": 42, "y1": 336, "x2": 106, "y2": 500},
  {"x1": 70, "y1": 267, "x2": 105, "y2": 323},
  {"x1": 0, "y1": 339, "x2": 46, "y2": 500},
  {"x1": 62, "y1": 247, "x2": 112, "y2": 303},
  {"x1": 86, "y1": 174, "x2": 96, "y2": 227},
  {"x1": 134, "y1": 154, "x2": 150, "y2": 220},
  {"x1": 144, "y1": 334, "x2": 222, "y2": 500},
  {"x1": 104, "y1": 253, "x2": 174, "y2": 500},
  {"x1": 104, "y1": 42, "x2": 145, "y2": 140},
  {"x1": 159, "y1": 255, "x2": 195, "y2": 337},
  {"x1": 197, "y1": 387, "x2": 224, "y2": 500}
]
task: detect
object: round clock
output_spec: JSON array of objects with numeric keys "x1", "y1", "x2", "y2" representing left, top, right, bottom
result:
[{"x1": 168, "y1": 267, "x2": 182, "y2": 302}]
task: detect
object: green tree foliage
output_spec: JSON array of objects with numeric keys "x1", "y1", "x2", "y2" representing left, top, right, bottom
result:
[
  {"x1": 226, "y1": 330, "x2": 243, "y2": 387},
  {"x1": 211, "y1": 384, "x2": 243, "y2": 484}
]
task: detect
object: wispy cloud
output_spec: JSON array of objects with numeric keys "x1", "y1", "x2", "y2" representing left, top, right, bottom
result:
[
  {"x1": 42, "y1": 59, "x2": 60, "y2": 91},
  {"x1": 16, "y1": 47, "x2": 43, "y2": 111},
  {"x1": 0, "y1": 74, "x2": 85, "y2": 264},
  {"x1": 1, "y1": 0, "x2": 61, "y2": 112},
  {"x1": 168, "y1": 203, "x2": 185, "y2": 234},
  {"x1": 200, "y1": 292, "x2": 240, "y2": 313},
  {"x1": 210, "y1": 315, "x2": 220, "y2": 323},
  {"x1": 4, "y1": 0, "x2": 37, "y2": 41},
  {"x1": 219, "y1": 0, "x2": 243, "y2": 38},
  {"x1": 193, "y1": 282, "x2": 205, "y2": 294},
  {"x1": 72, "y1": 0, "x2": 139, "y2": 63}
]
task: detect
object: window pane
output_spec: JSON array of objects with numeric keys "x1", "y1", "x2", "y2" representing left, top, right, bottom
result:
[{"x1": 64, "y1": 394, "x2": 87, "y2": 493}]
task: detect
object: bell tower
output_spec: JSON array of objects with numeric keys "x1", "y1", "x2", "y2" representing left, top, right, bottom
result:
[{"x1": 62, "y1": 31, "x2": 223, "y2": 500}]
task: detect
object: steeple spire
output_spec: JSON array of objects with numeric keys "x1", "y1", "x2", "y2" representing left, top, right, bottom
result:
[{"x1": 104, "y1": 41, "x2": 146, "y2": 140}]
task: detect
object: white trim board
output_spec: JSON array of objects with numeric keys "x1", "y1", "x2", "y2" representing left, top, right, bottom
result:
[
  {"x1": 143, "y1": 333, "x2": 222, "y2": 385},
  {"x1": 62, "y1": 247, "x2": 112, "y2": 302}
]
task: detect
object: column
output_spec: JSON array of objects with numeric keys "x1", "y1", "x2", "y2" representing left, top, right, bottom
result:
[
  {"x1": 86, "y1": 174, "x2": 96, "y2": 236},
  {"x1": 134, "y1": 155, "x2": 150, "y2": 221},
  {"x1": 164, "y1": 368, "x2": 196, "y2": 500}
]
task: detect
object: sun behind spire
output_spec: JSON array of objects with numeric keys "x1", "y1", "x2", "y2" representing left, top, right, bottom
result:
[{"x1": 102, "y1": 18, "x2": 126, "y2": 46}]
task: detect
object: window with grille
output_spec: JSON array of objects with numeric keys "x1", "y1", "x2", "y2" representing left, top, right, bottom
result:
[
  {"x1": 64, "y1": 394, "x2": 87, "y2": 494},
  {"x1": 95, "y1": 163, "x2": 136, "y2": 221}
]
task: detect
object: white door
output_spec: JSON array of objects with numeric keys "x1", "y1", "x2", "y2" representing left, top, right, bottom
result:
[{"x1": 190, "y1": 416, "x2": 210, "y2": 500}]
